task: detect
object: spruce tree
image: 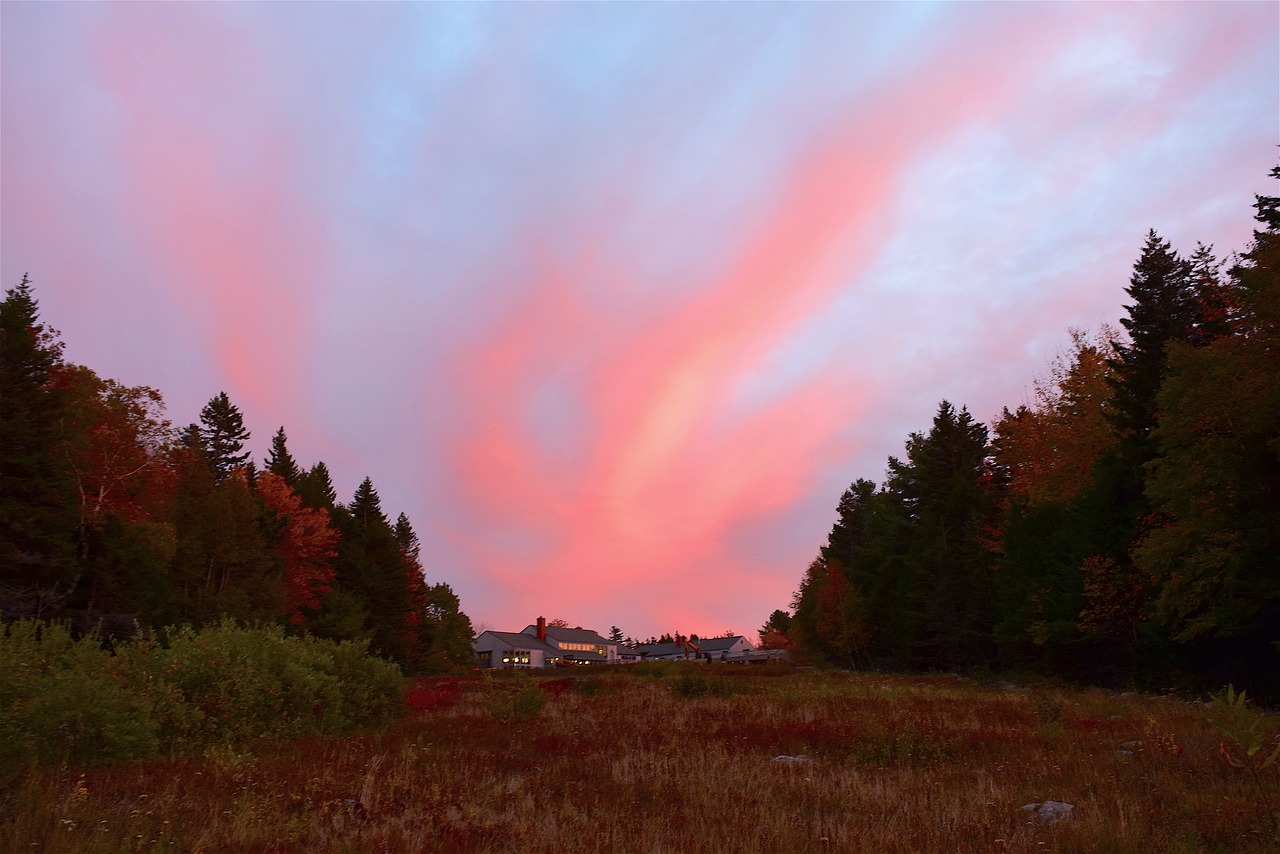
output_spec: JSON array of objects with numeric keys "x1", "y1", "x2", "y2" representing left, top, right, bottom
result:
[
  {"x1": 264, "y1": 426, "x2": 301, "y2": 487},
  {"x1": 198, "y1": 392, "x2": 251, "y2": 480},
  {"x1": 332, "y1": 478, "x2": 413, "y2": 665},
  {"x1": 295, "y1": 461, "x2": 337, "y2": 510},
  {"x1": 349, "y1": 477, "x2": 386, "y2": 528},
  {"x1": 393, "y1": 512, "x2": 420, "y2": 562},
  {"x1": 887, "y1": 402, "x2": 996, "y2": 669},
  {"x1": 0, "y1": 275, "x2": 77, "y2": 617},
  {"x1": 1135, "y1": 168, "x2": 1280, "y2": 693},
  {"x1": 1106, "y1": 231, "x2": 1196, "y2": 439}
]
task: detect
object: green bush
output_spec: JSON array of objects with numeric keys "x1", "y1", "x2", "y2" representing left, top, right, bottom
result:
[
  {"x1": 0, "y1": 619, "x2": 405, "y2": 767},
  {"x1": 0, "y1": 622, "x2": 159, "y2": 767},
  {"x1": 511, "y1": 684, "x2": 545, "y2": 722}
]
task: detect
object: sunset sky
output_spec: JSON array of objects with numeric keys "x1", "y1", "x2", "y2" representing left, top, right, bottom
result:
[{"x1": 3, "y1": 2, "x2": 1276, "y2": 640}]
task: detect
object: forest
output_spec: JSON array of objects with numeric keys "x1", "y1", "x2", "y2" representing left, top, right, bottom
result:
[
  {"x1": 781, "y1": 168, "x2": 1279, "y2": 701},
  {"x1": 0, "y1": 282, "x2": 474, "y2": 675}
]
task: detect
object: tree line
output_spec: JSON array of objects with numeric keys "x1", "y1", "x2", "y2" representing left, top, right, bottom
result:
[
  {"x1": 782, "y1": 168, "x2": 1279, "y2": 699},
  {"x1": 0, "y1": 285, "x2": 473, "y2": 674}
]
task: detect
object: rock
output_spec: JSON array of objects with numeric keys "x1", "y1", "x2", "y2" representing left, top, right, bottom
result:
[
  {"x1": 1114, "y1": 749, "x2": 1133, "y2": 758},
  {"x1": 1022, "y1": 801, "x2": 1073, "y2": 824},
  {"x1": 772, "y1": 754, "x2": 809, "y2": 763}
]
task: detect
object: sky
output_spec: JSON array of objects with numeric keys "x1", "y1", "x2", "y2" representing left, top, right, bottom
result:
[{"x1": 2, "y1": 2, "x2": 1277, "y2": 641}]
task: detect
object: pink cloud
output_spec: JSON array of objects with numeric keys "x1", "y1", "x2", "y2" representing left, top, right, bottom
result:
[
  {"x1": 442, "y1": 9, "x2": 1102, "y2": 634},
  {"x1": 86, "y1": 5, "x2": 332, "y2": 429}
]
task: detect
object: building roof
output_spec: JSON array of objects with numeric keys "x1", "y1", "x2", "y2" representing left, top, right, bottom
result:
[
  {"x1": 521, "y1": 625, "x2": 613, "y2": 646},
  {"x1": 634, "y1": 642, "x2": 688, "y2": 658},
  {"x1": 696, "y1": 635, "x2": 752, "y2": 653},
  {"x1": 475, "y1": 631, "x2": 560, "y2": 656}
]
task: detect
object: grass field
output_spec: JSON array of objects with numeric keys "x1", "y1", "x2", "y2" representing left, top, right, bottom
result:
[{"x1": 4, "y1": 665, "x2": 1277, "y2": 853}]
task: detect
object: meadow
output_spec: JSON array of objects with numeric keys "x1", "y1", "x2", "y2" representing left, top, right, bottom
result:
[{"x1": 4, "y1": 664, "x2": 1278, "y2": 853}]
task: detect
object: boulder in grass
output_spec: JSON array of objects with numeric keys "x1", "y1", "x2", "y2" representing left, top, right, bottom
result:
[
  {"x1": 1022, "y1": 801, "x2": 1073, "y2": 824},
  {"x1": 772, "y1": 754, "x2": 809, "y2": 763}
]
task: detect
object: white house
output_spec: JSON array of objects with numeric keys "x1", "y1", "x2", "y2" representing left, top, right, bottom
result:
[
  {"x1": 472, "y1": 631, "x2": 561, "y2": 669},
  {"x1": 474, "y1": 617, "x2": 620, "y2": 668},
  {"x1": 697, "y1": 635, "x2": 755, "y2": 661}
]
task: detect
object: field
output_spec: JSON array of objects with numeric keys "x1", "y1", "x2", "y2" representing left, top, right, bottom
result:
[{"x1": 4, "y1": 665, "x2": 1278, "y2": 853}]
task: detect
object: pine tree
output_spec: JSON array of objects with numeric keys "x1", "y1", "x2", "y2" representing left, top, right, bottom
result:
[
  {"x1": 264, "y1": 427, "x2": 301, "y2": 486},
  {"x1": 1106, "y1": 231, "x2": 1196, "y2": 439},
  {"x1": 348, "y1": 477, "x2": 386, "y2": 529},
  {"x1": 759, "y1": 609, "x2": 792, "y2": 639},
  {"x1": 888, "y1": 402, "x2": 996, "y2": 669},
  {"x1": 331, "y1": 478, "x2": 414, "y2": 665},
  {"x1": 166, "y1": 443, "x2": 282, "y2": 624},
  {"x1": 0, "y1": 275, "x2": 77, "y2": 617},
  {"x1": 198, "y1": 392, "x2": 251, "y2": 480},
  {"x1": 1135, "y1": 167, "x2": 1280, "y2": 691},
  {"x1": 295, "y1": 461, "x2": 337, "y2": 510},
  {"x1": 393, "y1": 512, "x2": 420, "y2": 562}
]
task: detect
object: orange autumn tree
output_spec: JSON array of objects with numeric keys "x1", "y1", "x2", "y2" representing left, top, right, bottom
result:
[
  {"x1": 992, "y1": 326, "x2": 1119, "y2": 507},
  {"x1": 256, "y1": 471, "x2": 338, "y2": 626}
]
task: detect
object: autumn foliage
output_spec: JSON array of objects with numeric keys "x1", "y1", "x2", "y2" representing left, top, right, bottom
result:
[
  {"x1": 256, "y1": 471, "x2": 338, "y2": 626},
  {"x1": 785, "y1": 169, "x2": 1280, "y2": 700},
  {"x1": 0, "y1": 277, "x2": 474, "y2": 673}
]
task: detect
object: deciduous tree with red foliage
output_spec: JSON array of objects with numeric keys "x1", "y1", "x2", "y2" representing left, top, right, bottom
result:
[
  {"x1": 53, "y1": 366, "x2": 172, "y2": 548},
  {"x1": 256, "y1": 471, "x2": 338, "y2": 627}
]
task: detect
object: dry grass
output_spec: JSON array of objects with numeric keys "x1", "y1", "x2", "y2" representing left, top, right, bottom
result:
[{"x1": 4, "y1": 667, "x2": 1277, "y2": 853}]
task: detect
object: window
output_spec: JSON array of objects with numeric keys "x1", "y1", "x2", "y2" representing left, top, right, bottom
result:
[{"x1": 502, "y1": 649, "x2": 532, "y2": 665}]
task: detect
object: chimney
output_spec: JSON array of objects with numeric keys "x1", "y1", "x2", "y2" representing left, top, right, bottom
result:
[{"x1": 537, "y1": 616, "x2": 546, "y2": 642}]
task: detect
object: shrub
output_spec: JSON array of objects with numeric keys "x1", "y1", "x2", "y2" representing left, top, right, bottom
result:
[
  {"x1": 503, "y1": 684, "x2": 546, "y2": 723},
  {"x1": 0, "y1": 622, "x2": 159, "y2": 767},
  {"x1": 0, "y1": 619, "x2": 404, "y2": 768}
]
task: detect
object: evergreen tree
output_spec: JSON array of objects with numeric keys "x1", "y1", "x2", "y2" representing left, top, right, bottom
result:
[
  {"x1": 264, "y1": 427, "x2": 301, "y2": 486},
  {"x1": 330, "y1": 478, "x2": 415, "y2": 666},
  {"x1": 1135, "y1": 168, "x2": 1280, "y2": 695},
  {"x1": 348, "y1": 477, "x2": 386, "y2": 529},
  {"x1": 608, "y1": 626, "x2": 625, "y2": 644},
  {"x1": 393, "y1": 512, "x2": 420, "y2": 562},
  {"x1": 888, "y1": 402, "x2": 997, "y2": 669},
  {"x1": 295, "y1": 461, "x2": 337, "y2": 510},
  {"x1": 0, "y1": 275, "x2": 77, "y2": 617},
  {"x1": 1106, "y1": 231, "x2": 1196, "y2": 439},
  {"x1": 759, "y1": 609, "x2": 792, "y2": 639},
  {"x1": 198, "y1": 392, "x2": 251, "y2": 480},
  {"x1": 166, "y1": 444, "x2": 282, "y2": 625}
]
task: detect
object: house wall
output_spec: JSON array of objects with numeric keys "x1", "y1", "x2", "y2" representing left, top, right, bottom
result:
[
  {"x1": 717, "y1": 638, "x2": 753, "y2": 659},
  {"x1": 473, "y1": 633, "x2": 547, "y2": 669}
]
